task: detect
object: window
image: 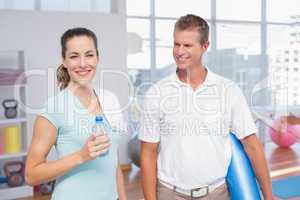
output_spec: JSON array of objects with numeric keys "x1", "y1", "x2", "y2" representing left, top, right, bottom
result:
[
  {"x1": 127, "y1": 19, "x2": 151, "y2": 69},
  {"x1": 156, "y1": 20, "x2": 176, "y2": 69},
  {"x1": 267, "y1": 0, "x2": 299, "y2": 23},
  {"x1": 217, "y1": 0, "x2": 261, "y2": 21},
  {"x1": 127, "y1": 0, "x2": 300, "y2": 107},
  {"x1": 156, "y1": 0, "x2": 210, "y2": 18},
  {"x1": 127, "y1": 0, "x2": 150, "y2": 16}
]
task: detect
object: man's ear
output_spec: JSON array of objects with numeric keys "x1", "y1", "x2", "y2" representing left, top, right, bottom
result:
[{"x1": 202, "y1": 41, "x2": 210, "y2": 50}]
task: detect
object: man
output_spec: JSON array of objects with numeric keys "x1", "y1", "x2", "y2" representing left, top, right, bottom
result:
[{"x1": 139, "y1": 14, "x2": 273, "y2": 199}]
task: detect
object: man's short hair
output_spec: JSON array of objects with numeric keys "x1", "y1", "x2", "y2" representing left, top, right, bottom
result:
[{"x1": 174, "y1": 14, "x2": 209, "y2": 45}]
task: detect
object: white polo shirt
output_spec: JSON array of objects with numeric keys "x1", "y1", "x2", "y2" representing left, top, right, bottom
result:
[{"x1": 138, "y1": 68, "x2": 257, "y2": 190}]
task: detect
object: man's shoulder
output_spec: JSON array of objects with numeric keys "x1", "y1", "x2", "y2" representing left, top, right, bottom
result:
[
  {"x1": 209, "y1": 71, "x2": 240, "y2": 91},
  {"x1": 146, "y1": 74, "x2": 178, "y2": 95},
  {"x1": 156, "y1": 73, "x2": 177, "y2": 86},
  {"x1": 209, "y1": 71, "x2": 233, "y2": 85}
]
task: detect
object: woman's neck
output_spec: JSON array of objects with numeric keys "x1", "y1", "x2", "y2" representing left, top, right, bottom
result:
[
  {"x1": 67, "y1": 81, "x2": 102, "y2": 114},
  {"x1": 67, "y1": 81, "x2": 93, "y2": 97}
]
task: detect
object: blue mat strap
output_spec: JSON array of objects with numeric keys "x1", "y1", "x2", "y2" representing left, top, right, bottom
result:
[{"x1": 226, "y1": 133, "x2": 261, "y2": 200}]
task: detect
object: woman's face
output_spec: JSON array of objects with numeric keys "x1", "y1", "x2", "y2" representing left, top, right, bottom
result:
[{"x1": 63, "y1": 36, "x2": 98, "y2": 86}]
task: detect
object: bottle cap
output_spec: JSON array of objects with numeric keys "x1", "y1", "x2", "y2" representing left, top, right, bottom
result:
[{"x1": 95, "y1": 115, "x2": 103, "y2": 123}]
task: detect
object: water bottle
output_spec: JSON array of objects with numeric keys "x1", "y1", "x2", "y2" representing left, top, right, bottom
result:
[
  {"x1": 92, "y1": 115, "x2": 105, "y2": 136},
  {"x1": 92, "y1": 115, "x2": 109, "y2": 156}
]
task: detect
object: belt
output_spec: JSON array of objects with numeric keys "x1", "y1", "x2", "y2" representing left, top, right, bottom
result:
[{"x1": 159, "y1": 178, "x2": 225, "y2": 198}]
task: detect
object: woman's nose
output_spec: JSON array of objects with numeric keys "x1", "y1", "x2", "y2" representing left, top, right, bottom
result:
[{"x1": 79, "y1": 57, "x2": 87, "y2": 67}]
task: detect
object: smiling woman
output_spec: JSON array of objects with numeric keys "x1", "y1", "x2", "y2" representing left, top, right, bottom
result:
[
  {"x1": 56, "y1": 28, "x2": 99, "y2": 90},
  {"x1": 25, "y1": 27, "x2": 127, "y2": 200}
]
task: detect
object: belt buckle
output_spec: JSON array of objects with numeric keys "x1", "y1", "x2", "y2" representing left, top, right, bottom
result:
[{"x1": 191, "y1": 185, "x2": 209, "y2": 198}]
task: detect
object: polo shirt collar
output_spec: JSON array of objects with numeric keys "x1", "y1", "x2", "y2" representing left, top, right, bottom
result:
[{"x1": 173, "y1": 67, "x2": 218, "y2": 87}]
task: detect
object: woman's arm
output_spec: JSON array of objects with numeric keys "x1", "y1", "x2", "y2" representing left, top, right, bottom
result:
[
  {"x1": 25, "y1": 116, "x2": 110, "y2": 186},
  {"x1": 117, "y1": 165, "x2": 127, "y2": 200}
]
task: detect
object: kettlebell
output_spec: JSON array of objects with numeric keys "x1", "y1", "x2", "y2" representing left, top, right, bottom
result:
[
  {"x1": 40, "y1": 181, "x2": 55, "y2": 195},
  {"x1": 4, "y1": 161, "x2": 25, "y2": 187},
  {"x1": 2, "y1": 99, "x2": 18, "y2": 119}
]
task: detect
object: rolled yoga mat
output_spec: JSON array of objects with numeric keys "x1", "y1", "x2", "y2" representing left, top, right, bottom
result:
[
  {"x1": 226, "y1": 133, "x2": 261, "y2": 200},
  {"x1": 4, "y1": 126, "x2": 21, "y2": 153}
]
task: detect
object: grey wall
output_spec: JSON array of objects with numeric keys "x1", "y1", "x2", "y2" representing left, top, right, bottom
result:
[{"x1": 0, "y1": 8, "x2": 131, "y2": 164}]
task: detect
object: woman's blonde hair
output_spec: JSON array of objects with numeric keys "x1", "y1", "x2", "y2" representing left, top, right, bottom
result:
[{"x1": 57, "y1": 27, "x2": 99, "y2": 90}]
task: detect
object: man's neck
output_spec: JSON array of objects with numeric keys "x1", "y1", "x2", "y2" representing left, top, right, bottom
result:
[{"x1": 177, "y1": 65, "x2": 207, "y2": 89}]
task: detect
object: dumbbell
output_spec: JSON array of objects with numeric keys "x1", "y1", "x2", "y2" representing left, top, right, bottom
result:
[
  {"x1": 2, "y1": 99, "x2": 18, "y2": 119},
  {"x1": 4, "y1": 161, "x2": 25, "y2": 187}
]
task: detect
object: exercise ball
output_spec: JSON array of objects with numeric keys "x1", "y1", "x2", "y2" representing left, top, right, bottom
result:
[{"x1": 268, "y1": 118, "x2": 300, "y2": 148}]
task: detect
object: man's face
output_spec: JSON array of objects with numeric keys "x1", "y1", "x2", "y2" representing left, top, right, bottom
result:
[{"x1": 173, "y1": 29, "x2": 209, "y2": 70}]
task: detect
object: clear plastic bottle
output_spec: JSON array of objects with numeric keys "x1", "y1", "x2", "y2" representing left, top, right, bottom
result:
[
  {"x1": 92, "y1": 115, "x2": 105, "y2": 136},
  {"x1": 92, "y1": 115, "x2": 109, "y2": 156}
]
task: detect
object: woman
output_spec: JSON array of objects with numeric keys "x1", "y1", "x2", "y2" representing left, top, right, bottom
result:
[{"x1": 25, "y1": 27, "x2": 127, "y2": 200}]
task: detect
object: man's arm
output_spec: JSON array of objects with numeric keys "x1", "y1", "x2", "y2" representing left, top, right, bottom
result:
[
  {"x1": 241, "y1": 134, "x2": 273, "y2": 200},
  {"x1": 140, "y1": 141, "x2": 158, "y2": 200}
]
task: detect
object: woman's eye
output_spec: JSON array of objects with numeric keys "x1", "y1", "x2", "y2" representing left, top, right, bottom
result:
[
  {"x1": 70, "y1": 56, "x2": 77, "y2": 59},
  {"x1": 87, "y1": 54, "x2": 94, "y2": 57}
]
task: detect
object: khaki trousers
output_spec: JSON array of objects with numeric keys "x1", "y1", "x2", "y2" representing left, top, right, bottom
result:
[{"x1": 157, "y1": 182, "x2": 231, "y2": 200}]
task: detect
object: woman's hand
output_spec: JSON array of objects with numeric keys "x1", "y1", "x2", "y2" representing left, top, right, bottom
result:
[{"x1": 78, "y1": 134, "x2": 111, "y2": 162}]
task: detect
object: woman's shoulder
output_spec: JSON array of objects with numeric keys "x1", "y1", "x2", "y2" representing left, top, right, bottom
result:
[
  {"x1": 95, "y1": 88, "x2": 121, "y2": 109},
  {"x1": 41, "y1": 89, "x2": 69, "y2": 113}
]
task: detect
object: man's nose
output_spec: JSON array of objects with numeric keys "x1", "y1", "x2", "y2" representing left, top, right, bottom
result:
[{"x1": 176, "y1": 46, "x2": 185, "y2": 55}]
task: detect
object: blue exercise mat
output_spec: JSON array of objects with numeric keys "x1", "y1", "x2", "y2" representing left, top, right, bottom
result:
[
  {"x1": 226, "y1": 133, "x2": 261, "y2": 200},
  {"x1": 272, "y1": 176, "x2": 300, "y2": 198}
]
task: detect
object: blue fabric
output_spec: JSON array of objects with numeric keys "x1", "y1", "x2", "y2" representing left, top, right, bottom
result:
[
  {"x1": 40, "y1": 89, "x2": 121, "y2": 200},
  {"x1": 226, "y1": 133, "x2": 261, "y2": 200},
  {"x1": 272, "y1": 176, "x2": 300, "y2": 198}
]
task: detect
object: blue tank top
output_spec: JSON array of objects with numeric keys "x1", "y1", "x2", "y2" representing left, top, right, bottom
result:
[{"x1": 40, "y1": 89, "x2": 121, "y2": 200}]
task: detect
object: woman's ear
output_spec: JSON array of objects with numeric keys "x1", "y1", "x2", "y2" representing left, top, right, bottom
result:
[{"x1": 62, "y1": 61, "x2": 67, "y2": 69}]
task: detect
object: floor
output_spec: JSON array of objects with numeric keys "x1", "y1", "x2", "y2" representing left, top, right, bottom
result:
[{"x1": 17, "y1": 142, "x2": 300, "y2": 200}]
